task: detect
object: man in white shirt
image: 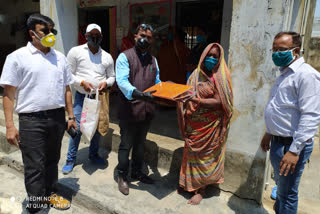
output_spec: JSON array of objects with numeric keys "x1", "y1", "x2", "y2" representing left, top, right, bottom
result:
[
  {"x1": 62, "y1": 24, "x2": 115, "y2": 174},
  {"x1": 0, "y1": 14, "x2": 76, "y2": 213}
]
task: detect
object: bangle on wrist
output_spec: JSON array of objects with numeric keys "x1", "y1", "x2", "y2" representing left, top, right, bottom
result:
[{"x1": 68, "y1": 117, "x2": 76, "y2": 121}]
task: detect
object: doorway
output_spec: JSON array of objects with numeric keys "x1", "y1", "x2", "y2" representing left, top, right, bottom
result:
[
  {"x1": 78, "y1": 7, "x2": 110, "y2": 52},
  {"x1": 176, "y1": 0, "x2": 224, "y2": 49}
]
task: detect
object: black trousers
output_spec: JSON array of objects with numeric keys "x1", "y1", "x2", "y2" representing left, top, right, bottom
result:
[
  {"x1": 19, "y1": 108, "x2": 65, "y2": 213},
  {"x1": 117, "y1": 119, "x2": 151, "y2": 178}
]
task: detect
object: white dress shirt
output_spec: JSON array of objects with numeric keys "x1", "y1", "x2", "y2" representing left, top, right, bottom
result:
[
  {"x1": 0, "y1": 42, "x2": 74, "y2": 113},
  {"x1": 265, "y1": 57, "x2": 320, "y2": 155},
  {"x1": 67, "y1": 43, "x2": 115, "y2": 94}
]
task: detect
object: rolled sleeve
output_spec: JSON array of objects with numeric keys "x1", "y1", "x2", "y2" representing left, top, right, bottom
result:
[
  {"x1": 290, "y1": 73, "x2": 320, "y2": 155},
  {"x1": 0, "y1": 54, "x2": 22, "y2": 88},
  {"x1": 116, "y1": 53, "x2": 136, "y2": 100}
]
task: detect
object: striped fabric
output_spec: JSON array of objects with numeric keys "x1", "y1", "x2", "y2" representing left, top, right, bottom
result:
[{"x1": 176, "y1": 43, "x2": 233, "y2": 191}]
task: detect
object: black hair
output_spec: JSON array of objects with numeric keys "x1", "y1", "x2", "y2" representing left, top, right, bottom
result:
[
  {"x1": 26, "y1": 13, "x2": 54, "y2": 31},
  {"x1": 274, "y1": 31, "x2": 302, "y2": 48}
]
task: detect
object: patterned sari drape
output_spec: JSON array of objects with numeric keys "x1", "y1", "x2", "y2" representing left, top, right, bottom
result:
[{"x1": 176, "y1": 43, "x2": 233, "y2": 191}]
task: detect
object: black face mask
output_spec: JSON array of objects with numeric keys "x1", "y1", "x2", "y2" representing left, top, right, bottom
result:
[
  {"x1": 87, "y1": 36, "x2": 102, "y2": 49},
  {"x1": 136, "y1": 37, "x2": 150, "y2": 50}
]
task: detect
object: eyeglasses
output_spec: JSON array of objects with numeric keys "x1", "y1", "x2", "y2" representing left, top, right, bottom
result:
[
  {"x1": 40, "y1": 27, "x2": 58, "y2": 35},
  {"x1": 138, "y1": 24, "x2": 154, "y2": 32},
  {"x1": 272, "y1": 47, "x2": 297, "y2": 53}
]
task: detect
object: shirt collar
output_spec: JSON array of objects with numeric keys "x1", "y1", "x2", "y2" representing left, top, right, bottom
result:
[
  {"x1": 84, "y1": 43, "x2": 102, "y2": 55},
  {"x1": 27, "y1": 42, "x2": 56, "y2": 56},
  {"x1": 279, "y1": 57, "x2": 305, "y2": 74},
  {"x1": 289, "y1": 56, "x2": 304, "y2": 72}
]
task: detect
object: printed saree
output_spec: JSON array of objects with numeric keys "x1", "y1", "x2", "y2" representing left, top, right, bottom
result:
[{"x1": 176, "y1": 43, "x2": 233, "y2": 191}]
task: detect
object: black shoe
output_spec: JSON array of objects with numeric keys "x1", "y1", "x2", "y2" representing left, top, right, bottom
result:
[
  {"x1": 118, "y1": 177, "x2": 129, "y2": 195},
  {"x1": 131, "y1": 172, "x2": 154, "y2": 184}
]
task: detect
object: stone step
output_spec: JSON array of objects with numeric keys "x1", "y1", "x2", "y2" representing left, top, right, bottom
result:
[
  {"x1": 0, "y1": 143, "x2": 271, "y2": 214},
  {"x1": 0, "y1": 164, "x2": 97, "y2": 214},
  {"x1": 0, "y1": 101, "x2": 269, "y2": 203},
  {"x1": 0, "y1": 106, "x2": 185, "y2": 177}
]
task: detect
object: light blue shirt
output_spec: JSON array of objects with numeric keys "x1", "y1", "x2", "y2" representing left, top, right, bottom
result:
[
  {"x1": 265, "y1": 57, "x2": 320, "y2": 155},
  {"x1": 116, "y1": 52, "x2": 161, "y2": 100}
]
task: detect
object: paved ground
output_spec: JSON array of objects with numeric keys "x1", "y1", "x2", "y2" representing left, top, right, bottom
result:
[
  {"x1": 1, "y1": 134, "x2": 319, "y2": 214},
  {"x1": 0, "y1": 166, "x2": 95, "y2": 214},
  {"x1": 262, "y1": 135, "x2": 320, "y2": 214},
  {"x1": 0, "y1": 93, "x2": 319, "y2": 213},
  {"x1": 0, "y1": 136, "x2": 273, "y2": 214}
]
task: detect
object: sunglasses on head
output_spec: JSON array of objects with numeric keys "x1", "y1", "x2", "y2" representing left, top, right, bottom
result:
[{"x1": 138, "y1": 24, "x2": 154, "y2": 32}]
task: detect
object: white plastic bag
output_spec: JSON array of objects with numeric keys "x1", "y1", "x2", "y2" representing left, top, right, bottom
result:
[{"x1": 80, "y1": 89, "x2": 101, "y2": 142}]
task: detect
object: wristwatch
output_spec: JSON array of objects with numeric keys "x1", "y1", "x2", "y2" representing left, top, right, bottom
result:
[{"x1": 68, "y1": 117, "x2": 76, "y2": 121}]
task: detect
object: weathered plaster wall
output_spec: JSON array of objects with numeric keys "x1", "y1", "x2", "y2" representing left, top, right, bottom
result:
[
  {"x1": 290, "y1": 0, "x2": 305, "y2": 32},
  {"x1": 40, "y1": 0, "x2": 78, "y2": 55},
  {"x1": 307, "y1": 37, "x2": 320, "y2": 71},
  {"x1": 302, "y1": 0, "x2": 317, "y2": 64},
  {"x1": 224, "y1": 0, "x2": 292, "y2": 203}
]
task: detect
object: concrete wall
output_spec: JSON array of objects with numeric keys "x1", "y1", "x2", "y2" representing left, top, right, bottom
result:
[
  {"x1": 290, "y1": 0, "x2": 305, "y2": 32},
  {"x1": 0, "y1": 0, "x2": 39, "y2": 48},
  {"x1": 307, "y1": 37, "x2": 320, "y2": 71},
  {"x1": 302, "y1": 0, "x2": 317, "y2": 64},
  {"x1": 224, "y1": 0, "x2": 293, "y2": 203},
  {"x1": 40, "y1": 0, "x2": 78, "y2": 55}
]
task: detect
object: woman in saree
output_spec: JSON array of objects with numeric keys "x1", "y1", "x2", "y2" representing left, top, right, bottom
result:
[{"x1": 176, "y1": 43, "x2": 233, "y2": 205}]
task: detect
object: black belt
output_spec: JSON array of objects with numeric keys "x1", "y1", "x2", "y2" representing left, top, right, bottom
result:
[
  {"x1": 19, "y1": 108, "x2": 64, "y2": 118},
  {"x1": 271, "y1": 135, "x2": 293, "y2": 145}
]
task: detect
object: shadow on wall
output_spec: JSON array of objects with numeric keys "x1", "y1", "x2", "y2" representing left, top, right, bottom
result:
[{"x1": 226, "y1": 147, "x2": 269, "y2": 214}]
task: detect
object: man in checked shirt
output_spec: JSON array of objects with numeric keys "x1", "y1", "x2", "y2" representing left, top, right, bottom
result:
[{"x1": 261, "y1": 32, "x2": 320, "y2": 214}]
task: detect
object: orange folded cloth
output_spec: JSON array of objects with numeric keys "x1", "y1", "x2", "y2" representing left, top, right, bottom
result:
[{"x1": 144, "y1": 82, "x2": 192, "y2": 101}]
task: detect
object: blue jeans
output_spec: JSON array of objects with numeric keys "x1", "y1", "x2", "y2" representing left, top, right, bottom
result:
[
  {"x1": 270, "y1": 138, "x2": 313, "y2": 214},
  {"x1": 66, "y1": 91, "x2": 100, "y2": 162}
]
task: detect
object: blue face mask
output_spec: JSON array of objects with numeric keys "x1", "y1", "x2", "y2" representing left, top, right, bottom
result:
[
  {"x1": 196, "y1": 35, "x2": 206, "y2": 43},
  {"x1": 168, "y1": 33, "x2": 174, "y2": 41},
  {"x1": 272, "y1": 48, "x2": 296, "y2": 67},
  {"x1": 204, "y1": 57, "x2": 219, "y2": 71}
]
